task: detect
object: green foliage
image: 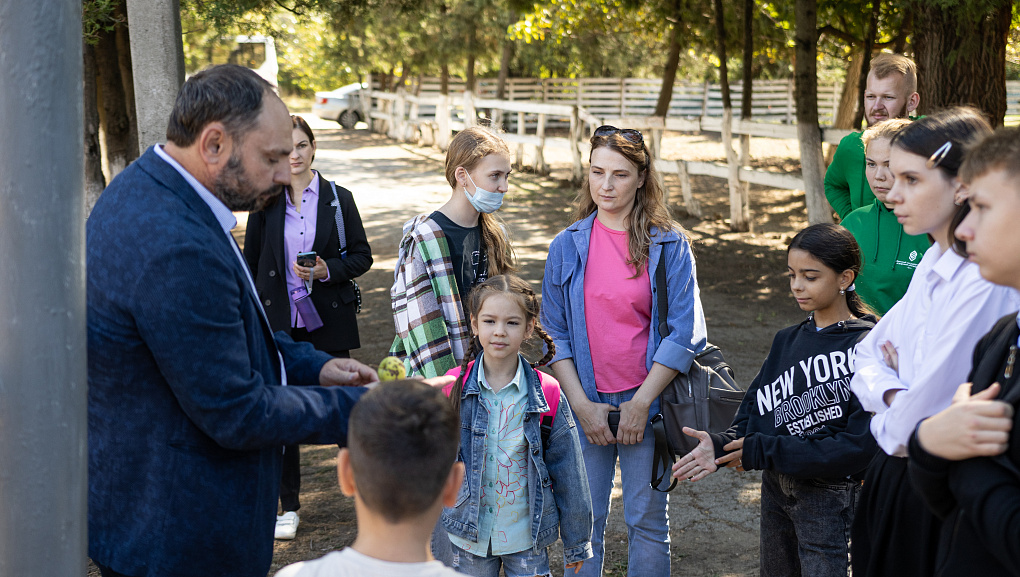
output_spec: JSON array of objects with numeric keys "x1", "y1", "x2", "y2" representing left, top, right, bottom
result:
[{"x1": 83, "y1": 0, "x2": 125, "y2": 45}]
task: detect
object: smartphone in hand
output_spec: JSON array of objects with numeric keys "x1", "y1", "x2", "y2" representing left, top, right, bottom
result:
[{"x1": 296, "y1": 251, "x2": 317, "y2": 268}]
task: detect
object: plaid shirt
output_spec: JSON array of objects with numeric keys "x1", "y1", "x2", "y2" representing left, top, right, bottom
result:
[{"x1": 389, "y1": 214, "x2": 470, "y2": 377}]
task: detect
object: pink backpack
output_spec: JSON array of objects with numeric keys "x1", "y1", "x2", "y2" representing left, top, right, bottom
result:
[{"x1": 444, "y1": 361, "x2": 561, "y2": 428}]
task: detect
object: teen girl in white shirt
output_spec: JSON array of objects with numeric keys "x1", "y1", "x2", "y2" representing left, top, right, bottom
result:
[{"x1": 849, "y1": 107, "x2": 1018, "y2": 577}]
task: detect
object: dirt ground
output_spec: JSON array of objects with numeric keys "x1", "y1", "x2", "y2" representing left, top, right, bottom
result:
[{"x1": 89, "y1": 121, "x2": 810, "y2": 577}]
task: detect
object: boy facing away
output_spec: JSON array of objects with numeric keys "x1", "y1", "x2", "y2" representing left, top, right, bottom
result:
[{"x1": 276, "y1": 380, "x2": 469, "y2": 577}]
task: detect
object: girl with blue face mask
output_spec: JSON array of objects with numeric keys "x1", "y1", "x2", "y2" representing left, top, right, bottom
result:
[{"x1": 389, "y1": 126, "x2": 517, "y2": 379}]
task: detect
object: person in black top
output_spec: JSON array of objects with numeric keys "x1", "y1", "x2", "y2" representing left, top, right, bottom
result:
[
  {"x1": 908, "y1": 126, "x2": 1020, "y2": 576},
  {"x1": 243, "y1": 115, "x2": 372, "y2": 540},
  {"x1": 675, "y1": 224, "x2": 879, "y2": 577}
]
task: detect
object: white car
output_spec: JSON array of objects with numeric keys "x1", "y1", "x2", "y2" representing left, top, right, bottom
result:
[{"x1": 313, "y1": 83, "x2": 366, "y2": 129}]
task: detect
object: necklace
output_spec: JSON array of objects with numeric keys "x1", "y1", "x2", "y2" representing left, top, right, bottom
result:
[{"x1": 809, "y1": 311, "x2": 856, "y2": 326}]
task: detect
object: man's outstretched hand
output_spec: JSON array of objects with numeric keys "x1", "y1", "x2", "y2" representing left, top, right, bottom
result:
[{"x1": 319, "y1": 358, "x2": 378, "y2": 387}]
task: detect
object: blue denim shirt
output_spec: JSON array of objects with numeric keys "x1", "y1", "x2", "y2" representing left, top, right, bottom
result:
[
  {"x1": 442, "y1": 355, "x2": 594, "y2": 564},
  {"x1": 541, "y1": 213, "x2": 708, "y2": 416}
]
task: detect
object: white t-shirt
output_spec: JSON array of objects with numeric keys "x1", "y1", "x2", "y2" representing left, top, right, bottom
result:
[{"x1": 275, "y1": 548, "x2": 469, "y2": 577}]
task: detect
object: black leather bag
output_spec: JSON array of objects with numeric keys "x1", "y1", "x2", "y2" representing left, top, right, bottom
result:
[{"x1": 649, "y1": 247, "x2": 746, "y2": 492}]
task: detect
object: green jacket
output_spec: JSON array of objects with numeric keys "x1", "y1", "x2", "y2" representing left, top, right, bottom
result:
[
  {"x1": 825, "y1": 131, "x2": 873, "y2": 219},
  {"x1": 840, "y1": 200, "x2": 931, "y2": 315}
]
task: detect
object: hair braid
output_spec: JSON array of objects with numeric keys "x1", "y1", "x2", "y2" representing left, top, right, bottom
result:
[
  {"x1": 450, "y1": 337, "x2": 479, "y2": 415},
  {"x1": 532, "y1": 324, "x2": 556, "y2": 368}
]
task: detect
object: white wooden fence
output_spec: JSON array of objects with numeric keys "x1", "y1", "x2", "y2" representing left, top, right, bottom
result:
[
  {"x1": 362, "y1": 87, "x2": 853, "y2": 217},
  {"x1": 373, "y1": 76, "x2": 843, "y2": 124},
  {"x1": 360, "y1": 77, "x2": 1020, "y2": 219}
]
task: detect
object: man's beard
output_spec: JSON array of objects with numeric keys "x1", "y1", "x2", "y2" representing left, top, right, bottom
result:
[{"x1": 214, "y1": 154, "x2": 283, "y2": 212}]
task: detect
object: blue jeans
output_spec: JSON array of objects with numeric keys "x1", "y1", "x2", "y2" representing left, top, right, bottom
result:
[
  {"x1": 451, "y1": 543, "x2": 551, "y2": 577},
  {"x1": 759, "y1": 469, "x2": 858, "y2": 577},
  {"x1": 576, "y1": 387, "x2": 669, "y2": 577}
]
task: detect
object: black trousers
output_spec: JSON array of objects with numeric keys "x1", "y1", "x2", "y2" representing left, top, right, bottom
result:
[
  {"x1": 279, "y1": 334, "x2": 349, "y2": 513},
  {"x1": 851, "y1": 451, "x2": 942, "y2": 577}
]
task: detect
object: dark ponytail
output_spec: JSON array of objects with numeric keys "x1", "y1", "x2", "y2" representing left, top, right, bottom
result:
[
  {"x1": 789, "y1": 223, "x2": 875, "y2": 319},
  {"x1": 890, "y1": 106, "x2": 992, "y2": 256}
]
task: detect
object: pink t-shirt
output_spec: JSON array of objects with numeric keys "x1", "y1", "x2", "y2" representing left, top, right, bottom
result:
[{"x1": 583, "y1": 217, "x2": 652, "y2": 393}]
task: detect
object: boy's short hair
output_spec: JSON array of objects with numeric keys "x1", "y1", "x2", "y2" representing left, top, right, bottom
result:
[
  {"x1": 347, "y1": 380, "x2": 460, "y2": 523},
  {"x1": 869, "y1": 53, "x2": 918, "y2": 95},
  {"x1": 862, "y1": 118, "x2": 912, "y2": 149},
  {"x1": 960, "y1": 126, "x2": 1020, "y2": 185}
]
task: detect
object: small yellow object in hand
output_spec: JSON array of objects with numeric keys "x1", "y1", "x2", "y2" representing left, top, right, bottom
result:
[{"x1": 378, "y1": 356, "x2": 407, "y2": 381}]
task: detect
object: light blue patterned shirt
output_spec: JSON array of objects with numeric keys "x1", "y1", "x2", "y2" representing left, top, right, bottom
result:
[{"x1": 448, "y1": 354, "x2": 531, "y2": 555}]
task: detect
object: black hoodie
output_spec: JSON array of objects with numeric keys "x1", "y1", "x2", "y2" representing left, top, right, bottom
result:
[{"x1": 711, "y1": 315, "x2": 879, "y2": 480}]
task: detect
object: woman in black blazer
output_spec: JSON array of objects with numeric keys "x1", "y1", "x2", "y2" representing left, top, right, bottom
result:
[{"x1": 243, "y1": 115, "x2": 372, "y2": 539}]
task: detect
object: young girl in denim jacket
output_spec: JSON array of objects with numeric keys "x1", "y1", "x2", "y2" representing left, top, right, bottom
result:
[
  {"x1": 439, "y1": 274, "x2": 593, "y2": 577},
  {"x1": 674, "y1": 224, "x2": 879, "y2": 577}
]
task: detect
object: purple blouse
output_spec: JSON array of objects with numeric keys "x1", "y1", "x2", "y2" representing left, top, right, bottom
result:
[{"x1": 284, "y1": 172, "x2": 325, "y2": 328}]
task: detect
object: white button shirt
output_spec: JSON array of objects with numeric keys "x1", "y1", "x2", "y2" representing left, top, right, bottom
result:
[{"x1": 850, "y1": 242, "x2": 1019, "y2": 456}]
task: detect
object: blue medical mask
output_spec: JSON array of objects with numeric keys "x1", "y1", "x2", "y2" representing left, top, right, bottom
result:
[{"x1": 463, "y1": 172, "x2": 504, "y2": 214}]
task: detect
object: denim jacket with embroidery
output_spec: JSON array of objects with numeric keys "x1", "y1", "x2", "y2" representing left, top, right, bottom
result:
[{"x1": 441, "y1": 355, "x2": 594, "y2": 564}]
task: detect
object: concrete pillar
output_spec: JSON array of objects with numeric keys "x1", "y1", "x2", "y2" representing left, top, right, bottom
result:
[
  {"x1": 126, "y1": 0, "x2": 185, "y2": 152},
  {"x1": 0, "y1": 0, "x2": 87, "y2": 574}
]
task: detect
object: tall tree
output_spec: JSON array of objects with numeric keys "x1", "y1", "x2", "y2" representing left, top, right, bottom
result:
[
  {"x1": 84, "y1": 40, "x2": 106, "y2": 213},
  {"x1": 714, "y1": 0, "x2": 749, "y2": 231},
  {"x1": 851, "y1": 0, "x2": 880, "y2": 129},
  {"x1": 912, "y1": 0, "x2": 1013, "y2": 126},
  {"x1": 95, "y1": 24, "x2": 135, "y2": 179},
  {"x1": 795, "y1": 0, "x2": 832, "y2": 224},
  {"x1": 737, "y1": 0, "x2": 753, "y2": 226},
  {"x1": 654, "y1": 0, "x2": 684, "y2": 117}
]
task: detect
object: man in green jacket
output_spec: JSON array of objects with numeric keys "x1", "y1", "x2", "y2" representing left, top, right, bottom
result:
[{"x1": 825, "y1": 53, "x2": 920, "y2": 220}]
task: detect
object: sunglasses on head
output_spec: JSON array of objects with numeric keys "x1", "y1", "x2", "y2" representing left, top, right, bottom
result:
[{"x1": 593, "y1": 125, "x2": 644, "y2": 145}]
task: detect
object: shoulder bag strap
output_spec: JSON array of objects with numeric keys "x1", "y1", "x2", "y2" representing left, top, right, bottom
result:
[
  {"x1": 327, "y1": 180, "x2": 347, "y2": 252},
  {"x1": 655, "y1": 243, "x2": 669, "y2": 339},
  {"x1": 651, "y1": 242, "x2": 679, "y2": 491}
]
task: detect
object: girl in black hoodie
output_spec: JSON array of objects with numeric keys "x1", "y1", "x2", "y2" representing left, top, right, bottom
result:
[{"x1": 673, "y1": 223, "x2": 879, "y2": 577}]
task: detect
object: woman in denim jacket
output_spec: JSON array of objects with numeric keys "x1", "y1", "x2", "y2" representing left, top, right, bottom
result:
[
  {"x1": 541, "y1": 127, "x2": 707, "y2": 577},
  {"x1": 440, "y1": 275, "x2": 593, "y2": 576}
]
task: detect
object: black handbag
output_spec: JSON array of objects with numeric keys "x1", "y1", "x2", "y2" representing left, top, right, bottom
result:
[{"x1": 649, "y1": 245, "x2": 746, "y2": 492}]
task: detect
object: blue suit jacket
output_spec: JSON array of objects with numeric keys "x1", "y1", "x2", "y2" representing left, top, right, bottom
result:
[{"x1": 87, "y1": 148, "x2": 364, "y2": 577}]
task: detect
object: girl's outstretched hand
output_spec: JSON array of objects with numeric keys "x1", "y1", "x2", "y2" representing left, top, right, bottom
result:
[
  {"x1": 672, "y1": 427, "x2": 717, "y2": 482},
  {"x1": 566, "y1": 561, "x2": 584, "y2": 574},
  {"x1": 717, "y1": 437, "x2": 745, "y2": 472}
]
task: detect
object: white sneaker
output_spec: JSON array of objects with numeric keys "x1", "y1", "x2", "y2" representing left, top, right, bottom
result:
[{"x1": 275, "y1": 511, "x2": 299, "y2": 540}]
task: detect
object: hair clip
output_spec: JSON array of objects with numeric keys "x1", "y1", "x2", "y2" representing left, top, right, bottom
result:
[{"x1": 926, "y1": 141, "x2": 953, "y2": 169}]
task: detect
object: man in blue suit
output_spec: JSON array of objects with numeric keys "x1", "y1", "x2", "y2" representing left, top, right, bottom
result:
[{"x1": 87, "y1": 65, "x2": 377, "y2": 577}]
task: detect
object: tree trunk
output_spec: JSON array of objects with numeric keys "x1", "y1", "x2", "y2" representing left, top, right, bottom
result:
[
  {"x1": 84, "y1": 42, "x2": 106, "y2": 214},
  {"x1": 893, "y1": 9, "x2": 912, "y2": 53},
  {"x1": 714, "y1": 0, "x2": 748, "y2": 231},
  {"x1": 912, "y1": 0, "x2": 1011, "y2": 126},
  {"x1": 440, "y1": 62, "x2": 449, "y2": 95},
  {"x1": 852, "y1": 1, "x2": 880, "y2": 129},
  {"x1": 795, "y1": 0, "x2": 832, "y2": 224},
  {"x1": 114, "y1": 1, "x2": 138, "y2": 160},
  {"x1": 654, "y1": 0, "x2": 684, "y2": 118},
  {"x1": 738, "y1": 0, "x2": 753, "y2": 227},
  {"x1": 495, "y1": 23, "x2": 514, "y2": 100},
  {"x1": 740, "y1": 0, "x2": 753, "y2": 121},
  {"x1": 824, "y1": 50, "x2": 862, "y2": 164},
  {"x1": 465, "y1": 28, "x2": 477, "y2": 92},
  {"x1": 95, "y1": 27, "x2": 132, "y2": 180}
]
